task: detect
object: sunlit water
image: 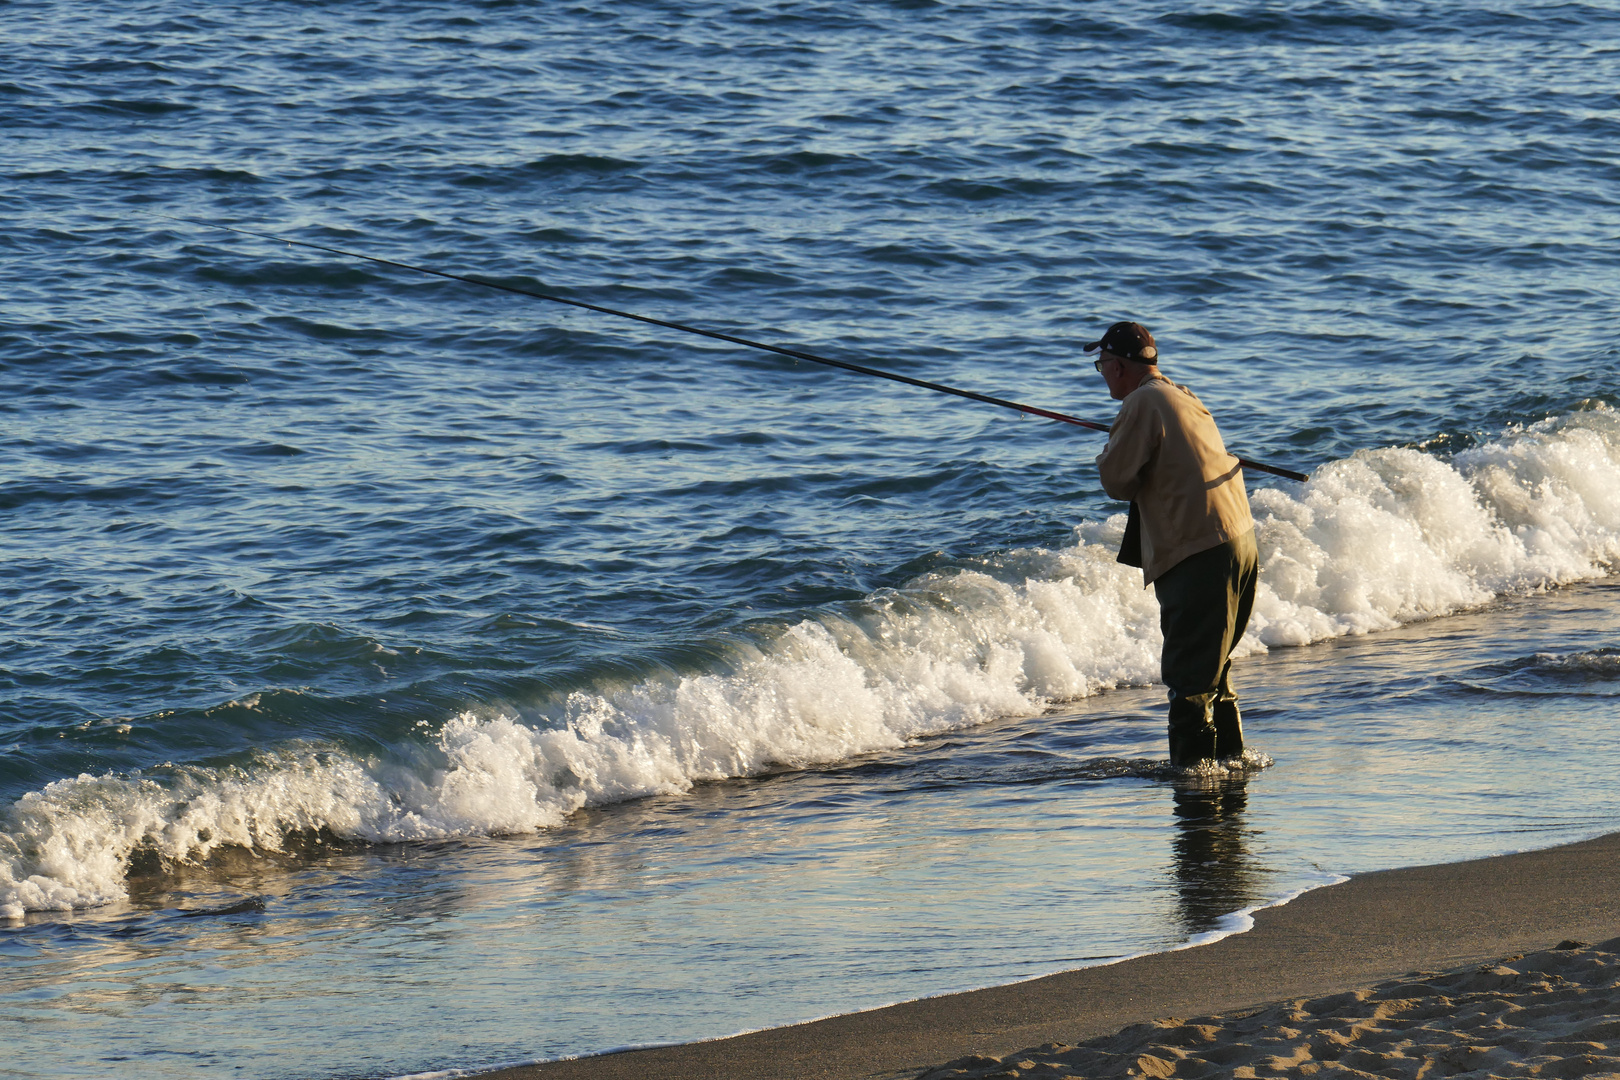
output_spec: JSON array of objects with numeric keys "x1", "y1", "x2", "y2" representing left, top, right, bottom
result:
[{"x1": 3, "y1": 2, "x2": 1620, "y2": 1078}]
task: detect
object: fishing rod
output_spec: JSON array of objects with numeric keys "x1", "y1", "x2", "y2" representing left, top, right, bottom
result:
[{"x1": 165, "y1": 216, "x2": 1310, "y2": 483}]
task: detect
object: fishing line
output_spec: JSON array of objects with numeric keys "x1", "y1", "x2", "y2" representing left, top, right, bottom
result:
[{"x1": 163, "y1": 216, "x2": 1310, "y2": 483}]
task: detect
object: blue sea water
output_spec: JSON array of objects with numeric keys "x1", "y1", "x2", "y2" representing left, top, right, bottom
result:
[{"x1": 4, "y1": 1, "x2": 1620, "y2": 1076}]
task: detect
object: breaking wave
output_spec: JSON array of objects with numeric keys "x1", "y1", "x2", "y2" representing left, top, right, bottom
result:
[{"x1": 6, "y1": 406, "x2": 1620, "y2": 918}]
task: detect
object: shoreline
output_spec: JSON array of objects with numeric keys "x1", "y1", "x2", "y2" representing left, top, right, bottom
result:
[
  {"x1": 476, "y1": 829, "x2": 1620, "y2": 1080},
  {"x1": 915, "y1": 933, "x2": 1620, "y2": 1079}
]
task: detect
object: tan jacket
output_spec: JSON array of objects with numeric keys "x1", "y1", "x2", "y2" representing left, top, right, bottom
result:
[{"x1": 1096, "y1": 374, "x2": 1253, "y2": 585}]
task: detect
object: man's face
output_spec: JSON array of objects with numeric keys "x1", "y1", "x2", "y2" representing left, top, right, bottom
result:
[{"x1": 1096, "y1": 350, "x2": 1130, "y2": 400}]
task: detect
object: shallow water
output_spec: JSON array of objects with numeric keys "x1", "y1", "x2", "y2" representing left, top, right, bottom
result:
[
  {"x1": 4, "y1": 1, "x2": 1620, "y2": 1077},
  {"x1": 7, "y1": 581, "x2": 1620, "y2": 1079}
]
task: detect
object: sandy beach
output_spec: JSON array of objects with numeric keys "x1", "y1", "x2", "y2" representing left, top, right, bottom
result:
[
  {"x1": 919, "y1": 938, "x2": 1620, "y2": 1079},
  {"x1": 483, "y1": 830, "x2": 1620, "y2": 1080}
]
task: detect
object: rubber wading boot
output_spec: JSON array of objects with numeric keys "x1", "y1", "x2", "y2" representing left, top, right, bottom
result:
[
  {"x1": 1167, "y1": 693, "x2": 1217, "y2": 768},
  {"x1": 1213, "y1": 697, "x2": 1244, "y2": 761}
]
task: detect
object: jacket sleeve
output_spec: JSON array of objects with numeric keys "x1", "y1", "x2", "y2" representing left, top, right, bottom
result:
[{"x1": 1095, "y1": 394, "x2": 1160, "y2": 501}]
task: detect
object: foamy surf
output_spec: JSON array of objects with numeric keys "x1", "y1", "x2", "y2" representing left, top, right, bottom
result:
[
  {"x1": 1250, "y1": 406, "x2": 1620, "y2": 644},
  {"x1": 4, "y1": 407, "x2": 1619, "y2": 918}
]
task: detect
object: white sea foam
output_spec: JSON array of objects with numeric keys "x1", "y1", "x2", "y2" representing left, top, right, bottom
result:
[
  {"x1": 1249, "y1": 409, "x2": 1620, "y2": 643},
  {"x1": 5, "y1": 407, "x2": 1619, "y2": 917}
]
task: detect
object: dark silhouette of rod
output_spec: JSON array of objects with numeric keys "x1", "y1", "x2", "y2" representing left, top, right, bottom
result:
[{"x1": 166, "y1": 216, "x2": 1310, "y2": 483}]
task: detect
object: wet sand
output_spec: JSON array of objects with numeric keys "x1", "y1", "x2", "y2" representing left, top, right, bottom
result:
[
  {"x1": 917, "y1": 937, "x2": 1620, "y2": 1078},
  {"x1": 481, "y1": 830, "x2": 1620, "y2": 1080}
]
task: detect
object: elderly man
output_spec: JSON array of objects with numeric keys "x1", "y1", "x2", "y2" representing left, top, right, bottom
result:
[{"x1": 1087, "y1": 321, "x2": 1258, "y2": 769}]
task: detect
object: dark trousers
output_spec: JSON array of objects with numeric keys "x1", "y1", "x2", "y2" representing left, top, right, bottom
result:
[{"x1": 1152, "y1": 530, "x2": 1259, "y2": 766}]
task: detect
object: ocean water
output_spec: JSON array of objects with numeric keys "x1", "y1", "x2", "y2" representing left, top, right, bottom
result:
[{"x1": 4, "y1": 1, "x2": 1620, "y2": 1077}]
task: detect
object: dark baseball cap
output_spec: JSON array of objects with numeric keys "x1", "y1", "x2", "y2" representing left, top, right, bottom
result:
[{"x1": 1083, "y1": 321, "x2": 1158, "y2": 363}]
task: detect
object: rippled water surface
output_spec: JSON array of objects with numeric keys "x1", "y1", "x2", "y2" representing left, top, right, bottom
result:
[{"x1": 4, "y1": 2, "x2": 1620, "y2": 1077}]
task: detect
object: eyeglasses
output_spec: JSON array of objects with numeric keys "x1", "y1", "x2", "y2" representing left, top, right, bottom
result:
[{"x1": 1093, "y1": 356, "x2": 1115, "y2": 372}]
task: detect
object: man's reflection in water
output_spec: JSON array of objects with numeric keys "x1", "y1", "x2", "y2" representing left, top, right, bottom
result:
[{"x1": 1170, "y1": 777, "x2": 1271, "y2": 936}]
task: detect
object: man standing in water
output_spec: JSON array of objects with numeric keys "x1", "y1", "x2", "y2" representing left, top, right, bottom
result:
[{"x1": 1088, "y1": 321, "x2": 1258, "y2": 769}]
